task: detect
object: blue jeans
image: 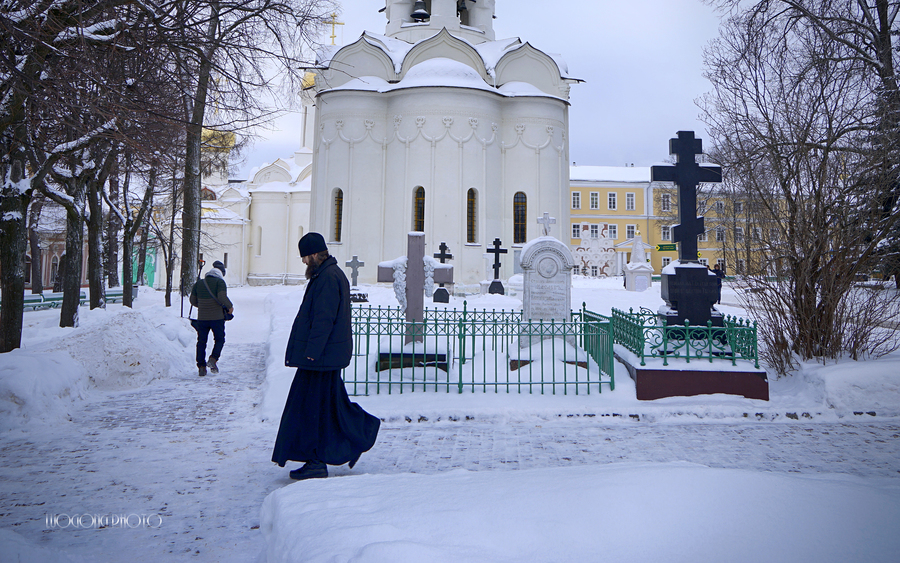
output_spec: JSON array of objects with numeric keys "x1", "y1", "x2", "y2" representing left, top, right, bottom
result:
[{"x1": 193, "y1": 319, "x2": 226, "y2": 367}]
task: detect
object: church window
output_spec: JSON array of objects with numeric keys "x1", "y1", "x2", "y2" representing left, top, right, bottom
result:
[
  {"x1": 571, "y1": 192, "x2": 581, "y2": 209},
  {"x1": 608, "y1": 224, "x2": 618, "y2": 239},
  {"x1": 201, "y1": 188, "x2": 216, "y2": 201},
  {"x1": 413, "y1": 187, "x2": 425, "y2": 232},
  {"x1": 458, "y1": 0, "x2": 471, "y2": 26},
  {"x1": 590, "y1": 224, "x2": 599, "y2": 238},
  {"x1": 590, "y1": 192, "x2": 599, "y2": 210},
  {"x1": 626, "y1": 224, "x2": 636, "y2": 239},
  {"x1": 573, "y1": 266, "x2": 579, "y2": 275},
  {"x1": 572, "y1": 223, "x2": 580, "y2": 239},
  {"x1": 661, "y1": 226, "x2": 671, "y2": 241},
  {"x1": 661, "y1": 194, "x2": 671, "y2": 212},
  {"x1": 608, "y1": 192, "x2": 617, "y2": 210},
  {"x1": 513, "y1": 192, "x2": 527, "y2": 244},
  {"x1": 333, "y1": 189, "x2": 344, "y2": 242},
  {"x1": 467, "y1": 189, "x2": 477, "y2": 243},
  {"x1": 591, "y1": 266, "x2": 598, "y2": 277},
  {"x1": 626, "y1": 193, "x2": 635, "y2": 211}
]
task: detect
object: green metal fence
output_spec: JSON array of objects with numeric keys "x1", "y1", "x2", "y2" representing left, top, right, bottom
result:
[
  {"x1": 610, "y1": 307, "x2": 759, "y2": 368},
  {"x1": 343, "y1": 302, "x2": 614, "y2": 395}
]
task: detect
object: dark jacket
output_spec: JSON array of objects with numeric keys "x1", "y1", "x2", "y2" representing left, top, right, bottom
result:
[
  {"x1": 190, "y1": 270, "x2": 233, "y2": 321},
  {"x1": 285, "y1": 256, "x2": 352, "y2": 370}
]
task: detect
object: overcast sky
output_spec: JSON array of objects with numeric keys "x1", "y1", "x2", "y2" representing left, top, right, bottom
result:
[{"x1": 236, "y1": 0, "x2": 723, "y2": 179}]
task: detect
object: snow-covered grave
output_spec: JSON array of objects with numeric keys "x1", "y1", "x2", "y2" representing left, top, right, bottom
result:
[{"x1": 1, "y1": 278, "x2": 899, "y2": 562}]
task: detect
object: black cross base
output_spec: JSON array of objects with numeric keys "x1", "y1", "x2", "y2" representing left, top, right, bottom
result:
[
  {"x1": 659, "y1": 265, "x2": 723, "y2": 329},
  {"x1": 488, "y1": 280, "x2": 505, "y2": 295},
  {"x1": 432, "y1": 287, "x2": 450, "y2": 303}
]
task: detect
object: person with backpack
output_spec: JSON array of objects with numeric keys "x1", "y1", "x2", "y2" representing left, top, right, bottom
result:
[{"x1": 190, "y1": 260, "x2": 233, "y2": 377}]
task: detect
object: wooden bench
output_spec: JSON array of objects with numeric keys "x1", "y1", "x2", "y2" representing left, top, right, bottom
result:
[{"x1": 41, "y1": 291, "x2": 87, "y2": 308}]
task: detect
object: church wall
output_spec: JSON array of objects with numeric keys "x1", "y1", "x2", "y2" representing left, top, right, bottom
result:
[
  {"x1": 246, "y1": 190, "x2": 309, "y2": 285},
  {"x1": 312, "y1": 84, "x2": 567, "y2": 285}
]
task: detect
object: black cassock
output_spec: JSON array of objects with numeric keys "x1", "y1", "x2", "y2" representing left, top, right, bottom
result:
[{"x1": 272, "y1": 368, "x2": 380, "y2": 467}]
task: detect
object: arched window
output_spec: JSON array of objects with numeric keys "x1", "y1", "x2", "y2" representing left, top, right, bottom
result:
[
  {"x1": 413, "y1": 187, "x2": 425, "y2": 232},
  {"x1": 466, "y1": 188, "x2": 477, "y2": 243},
  {"x1": 513, "y1": 192, "x2": 527, "y2": 244},
  {"x1": 333, "y1": 189, "x2": 343, "y2": 242},
  {"x1": 201, "y1": 188, "x2": 216, "y2": 201}
]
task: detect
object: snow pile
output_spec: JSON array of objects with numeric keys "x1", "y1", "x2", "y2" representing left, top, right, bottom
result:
[
  {"x1": 261, "y1": 462, "x2": 900, "y2": 563},
  {"x1": 805, "y1": 352, "x2": 900, "y2": 416},
  {"x1": 45, "y1": 308, "x2": 193, "y2": 390},
  {"x1": 0, "y1": 349, "x2": 86, "y2": 431},
  {"x1": 0, "y1": 305, "x2": 194, "y2": 431}
]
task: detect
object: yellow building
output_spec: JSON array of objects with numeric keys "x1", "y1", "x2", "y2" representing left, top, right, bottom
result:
[{"x1": 569, "y1": 165, "x2": 728, "y2": 275}]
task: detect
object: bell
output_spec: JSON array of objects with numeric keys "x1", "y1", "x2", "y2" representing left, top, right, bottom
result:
[
  {"x1": 457, "y1": 0, "x2": 467, "y2": 12},
  {"x1": 411, "y1": 0, "x2": 430, "y2": 22}
]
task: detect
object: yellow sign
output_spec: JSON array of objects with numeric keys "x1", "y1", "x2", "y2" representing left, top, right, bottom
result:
[{"x1": 698, "y1": 252, "x2": 702, "y2": 258}]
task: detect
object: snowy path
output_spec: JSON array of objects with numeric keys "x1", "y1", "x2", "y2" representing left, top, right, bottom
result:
[{"x1": 1, "y1": 337, "x2": 899, "y2": 562}]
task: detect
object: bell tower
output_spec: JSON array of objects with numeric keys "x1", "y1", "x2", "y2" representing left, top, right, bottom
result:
[{"x1": 384, "y1": 0, "x2": 496, "y2": 44}]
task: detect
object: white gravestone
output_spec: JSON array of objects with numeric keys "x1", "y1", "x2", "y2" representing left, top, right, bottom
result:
[
  {"x1": 623, "y1": 233, "x2": 654, "y2": 292},
  {"x1": 519, "y1": 235, "x2": 575, "y2": 347}
]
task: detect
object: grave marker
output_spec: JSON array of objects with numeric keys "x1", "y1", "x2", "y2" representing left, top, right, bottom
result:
[
  {"x1": 432, "y1": 242, "x2": 453, "y2": 303},
  {"x1": 486, "y1": 238, "x2": 507, "y2": 295}
]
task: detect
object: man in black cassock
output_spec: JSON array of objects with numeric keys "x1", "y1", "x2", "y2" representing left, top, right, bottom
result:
[{"x1": 272, "y1": 232, "x2": 380, "y2": 480}]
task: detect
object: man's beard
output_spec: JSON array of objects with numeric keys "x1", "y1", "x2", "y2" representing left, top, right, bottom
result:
[{"x1": 304, "y1": 254, "x2": 322, "y2": 279}]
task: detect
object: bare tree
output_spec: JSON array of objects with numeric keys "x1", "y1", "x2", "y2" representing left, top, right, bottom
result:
[{"x1": 701, "y1": 1, "x2": 900, "y2": 373}]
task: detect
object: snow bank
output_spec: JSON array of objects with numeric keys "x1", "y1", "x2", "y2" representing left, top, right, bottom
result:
[
  {"x1": 0, "y1": 305, "x2": 194, "y2": 431},
  {"x1": 803, "y1": 352, "x2": 900, "y2": 416},
  {"x1": 261, "y1": 462, "x2": 900, "y2": 563}
]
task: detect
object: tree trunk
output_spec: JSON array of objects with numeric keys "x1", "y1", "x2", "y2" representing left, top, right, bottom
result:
[
  {"x1": 59, "y1": 203, "x2": 85, "y2": 328},
  {"x1": 28, "y1": 197, "x2": 44, "y2": 294},
  {"x1": 0, "y1": 158, "x2": 30, "y2": 352},
  {"x1": 136, "y1": 202, "x2": 151, "y2": 285},
  {"x1": 87, "y1": 176, "x2": 106, "y2": 309},
  {"x1": 179, "y1": 1, "x2": 219, "y2": 298},
  {"x1": 106, "y1": 160, "x2": 121, "y2": 288}
]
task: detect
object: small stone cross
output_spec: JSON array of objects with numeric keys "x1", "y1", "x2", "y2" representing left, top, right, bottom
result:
[
  {"x1": 537, "y1": 212, "x2": 556, "y2": 236},
  {"x1": 345, "y1": 255, "x2": 365, "y2": 287},
  {"x1": 650, "y1": 131, "x2": 722, "y2": 263}
]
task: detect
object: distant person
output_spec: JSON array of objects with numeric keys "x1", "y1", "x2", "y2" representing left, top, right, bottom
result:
[
  {"x1": 713, "y1": 263, "x2": 725, "y2": 304},
  {"x1": 190, "y1": 260, "x2": 233, "y2": 377},
  {"x1": 272, "y1": 232, "x2": 380, "y2": 480}
]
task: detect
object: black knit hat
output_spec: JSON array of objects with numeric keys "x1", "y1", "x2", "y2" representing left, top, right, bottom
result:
[
  {"x1": 298, "y1": 232, "x2": 327, "y2": 257},
  {"x1": 213, "y1": 260, "x2": 226, "y2": 275}
]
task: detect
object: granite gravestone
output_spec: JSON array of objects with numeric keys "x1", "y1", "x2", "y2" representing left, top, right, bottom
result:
[
  {"x1": 650, "y1": 131, "x2": 723, "y2": 327},
  {"x1": 377, "y1": 233, "x2": 453, "y2": 343}
]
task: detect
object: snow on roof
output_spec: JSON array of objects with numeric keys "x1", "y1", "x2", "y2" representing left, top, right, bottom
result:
[
  {"x1": 570, "y1": 166, "x2": 652, "y2": 183},
  {"x1": 249, "y1": 174, "x2": 311, "y2": 193},
  {"x1": 397, "y1": 57, "x2": 493, "y2": 91}
]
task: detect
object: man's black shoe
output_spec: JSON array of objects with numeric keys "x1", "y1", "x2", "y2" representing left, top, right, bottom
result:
[
  {"x1": 348, "y1": 453, "x2": 361, "y2": 469},
  {"x1": 208, "y1": 356, "x2": 218, "y2": 374},
  {"x1": 290, "y1": 461, "x2": 327, "y2": 480}
]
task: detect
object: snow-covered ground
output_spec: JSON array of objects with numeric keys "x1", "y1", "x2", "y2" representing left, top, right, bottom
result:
[{"x1": 1, "y1": 277, "x2": 899, "y2": 562}]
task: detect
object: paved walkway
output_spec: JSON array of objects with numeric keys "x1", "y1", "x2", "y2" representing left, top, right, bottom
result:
[{"x1": 1, "y1": 343, "x2": 899, "y2": 562}]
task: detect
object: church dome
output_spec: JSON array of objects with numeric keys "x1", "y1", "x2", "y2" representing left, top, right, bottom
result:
[{"x1": 395, "y1": 58, "x2": 493, "y2": 92}]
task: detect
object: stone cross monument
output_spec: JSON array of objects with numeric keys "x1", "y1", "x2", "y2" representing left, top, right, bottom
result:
[
  {"x1": 651, "y1": 131, "x2": 723, "y2": 327},
  {"x1": 345, "y1": 255, "x2": 368, "y2": 302}
]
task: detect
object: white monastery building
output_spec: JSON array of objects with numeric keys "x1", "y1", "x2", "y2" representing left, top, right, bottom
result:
[{"x1": 199, "y1": 0, "x2": 580, "y2": 286}]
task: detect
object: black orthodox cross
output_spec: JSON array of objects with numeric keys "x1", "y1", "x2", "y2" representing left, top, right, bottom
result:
[
  {"x1": 345, "y1": 255, "x2": 365, "y2": 287},
  {"x1": 487, "y1": 238, "x2": 507, "y2": 280},
  {"x1": 433, "y1": 242, "x2": 453, "y2": 264},
  {"x1": 650, "y1": 131, "x2": 721, "y2": 263}
]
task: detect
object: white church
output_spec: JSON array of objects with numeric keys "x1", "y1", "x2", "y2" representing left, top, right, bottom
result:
[{"x1": 197, "y1": 0, "x2": 580, "y2": 287}]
